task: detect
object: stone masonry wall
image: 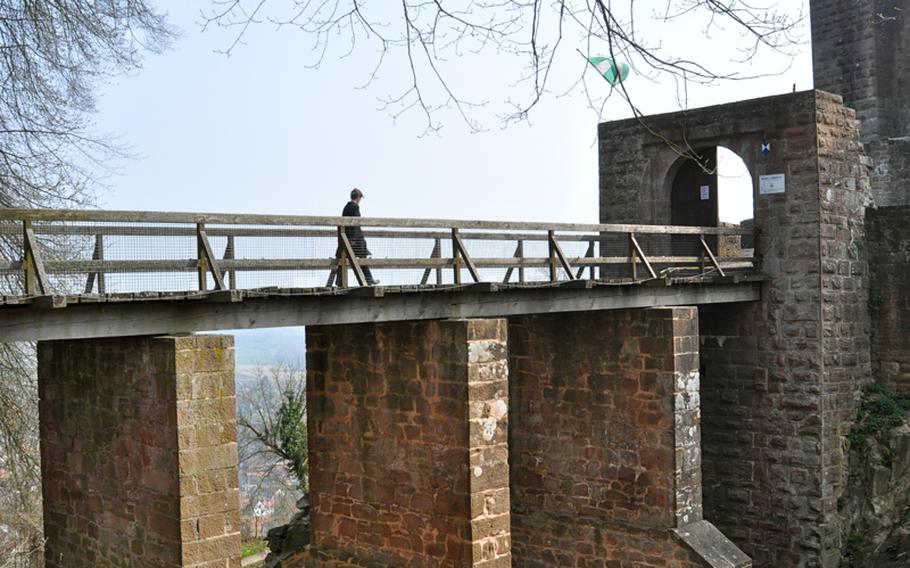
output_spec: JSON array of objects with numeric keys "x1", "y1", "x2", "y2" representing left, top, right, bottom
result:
[
  {"x1": 867, "y1": 206, "x2": 910, "y2": 391},
  {"x1": 600, "y1": 90, "x2": 872, "y2": 566},
  {"x1": 508, "y1": 308, "x2": 748, "y2": 567},
  {"x1": 811, "y1": 0, "x2": 910, "y2": 207},
  {"x1": 816, "y1": 91, "x2": 874, "y2": 567},
  {"x1": 38, "y1": 334, "x2": 241, "y2": 568},
  {"x1": 303, "y1": 319, "x2": 510, "y2": 567}
]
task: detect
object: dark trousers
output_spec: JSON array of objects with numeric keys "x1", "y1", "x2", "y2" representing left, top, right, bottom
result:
[{"x1": 336, "y1": 241, "x2": 375, "y2": 285}]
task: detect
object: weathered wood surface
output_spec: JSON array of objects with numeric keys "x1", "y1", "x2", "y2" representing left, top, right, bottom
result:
[
  {"x1": 0, "y1": 208, "x2": 758, "y2": 299},
  {"x1": 0, "y1": 207, "x2": 752, "y2": 235},
  {"x1": 0, "y1": 279, "x2": 764, "y2": 342}
]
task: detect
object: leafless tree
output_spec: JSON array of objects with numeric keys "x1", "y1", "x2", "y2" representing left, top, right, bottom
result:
[
  {"x1": 202, "y1": 0, "x2": 804, "y2": 136},
  {"x1": 237, "y1": 363, "x2": 308, "y2": 530},
  {"x1": 0, "y1": 3, "x2": 174, "y2": 565}
]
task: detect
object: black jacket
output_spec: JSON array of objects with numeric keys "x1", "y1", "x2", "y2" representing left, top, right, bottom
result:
[{"x1": 342, "y1": 201, "x2": 368, "y2": 254}]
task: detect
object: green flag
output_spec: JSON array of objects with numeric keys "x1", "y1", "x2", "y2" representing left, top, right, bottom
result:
[{"x1": 586, "y1": 56, "x2": 630, "y2": 86}]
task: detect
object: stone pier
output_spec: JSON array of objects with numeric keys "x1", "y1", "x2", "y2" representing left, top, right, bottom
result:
[
  {"x1": 38, "y1": 335, "x2": 241, "y2": 568},
  {"x1": 303, "y1": 319, "x2": 511, "y2": 567},
  {"x1": 508, "y1": 308, "x2": 749, "y2": 567}
]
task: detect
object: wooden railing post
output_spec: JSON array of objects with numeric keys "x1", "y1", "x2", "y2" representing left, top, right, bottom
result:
[
  {"x1": 575, "y1": 240, "x2": 595, "y2": 280},
  {"x1": 502, "y1": 239, "x2": 524, "y2": 284},
  {"x1": 23, "y1": 220, "x2": 36, "y2": 295},
  {"x1": 197, "y1": 223, "x2": 226, "y2": 291},
  {"x1": 629, "y1": 233, "x2": 656, "y2": 281},
  {"x1": 452, "y1": 228, "x2": 462, "y2": 284},
  {"x1": 699, "y1": 234, "x2": 726, "y2": 277},
  {"x1": 547, "y1": 230, "x2": 576, "y2": 282},
  {"x1": 336, "y1": 226, "x2": 366, "y2": 287},
  {"x1": 518, "y1": 239, "x2": 525, "y2": 283},
  {"x1": 84, "y1": 234, "x2": 105, "y2": 294},
  {"x1": 224, "y1": 235, "x2": 236, "y2": 290},
  {"x1": 451, "y1": 228, "x2": 480, "y2": 284},
  {"x1": 548, "y1": 230, "x2": 558, "y2": 282},
  {"x1": 22, "y1": 220, "x2": 49, "y2": 296},
  {"x1": 420, "y1": 238, "x2": 442, "y2": 285},
  {"x1": 197, "y1": 223, "x2": 207, "y2": 291}
]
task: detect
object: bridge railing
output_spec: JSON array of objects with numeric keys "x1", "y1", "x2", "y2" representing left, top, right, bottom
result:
[{"x1": 0, "y1": 209, "x2": 756, "y2": 298}]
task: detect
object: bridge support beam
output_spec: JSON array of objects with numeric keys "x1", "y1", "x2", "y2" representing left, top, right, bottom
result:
[
  {"x1": 38, "y1": 335, "x2": 241, "y2": 568},
  {"x1": 508, "y1": 308, "x2": 750, "y2": 568},
  {"x1": 303, "y1": 319, "x2": 511, "y2": 567}
]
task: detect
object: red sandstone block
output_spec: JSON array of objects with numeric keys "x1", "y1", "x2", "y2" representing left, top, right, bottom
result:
[
  {"x1": 181, "y1": 532, "x2": 240, "y2": 565},
  {"x1": 465, "y1": 319, "x2": 506, "y2": 341}
]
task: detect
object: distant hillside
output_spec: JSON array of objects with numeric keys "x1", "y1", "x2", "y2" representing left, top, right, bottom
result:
[{"x1": 219, "y1": 327, "x2": 306, "y2": 367}]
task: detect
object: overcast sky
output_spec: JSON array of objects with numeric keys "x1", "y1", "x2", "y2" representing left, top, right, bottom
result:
[{"x1": 92, "y1": 1, "x2": 813, "y2": 225}]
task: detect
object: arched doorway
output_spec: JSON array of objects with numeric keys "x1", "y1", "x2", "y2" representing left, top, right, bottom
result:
[
  {"x1": 670, "y1": 148, "x2": 718, "y2": 255},
  {"x1": 669, "y1": 146, "x2": 753, "y2": 255}
]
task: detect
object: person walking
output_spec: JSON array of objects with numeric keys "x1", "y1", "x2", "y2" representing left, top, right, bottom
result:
[{"x1": 338, "y1": 188, "x2": 377, "y2": 285}]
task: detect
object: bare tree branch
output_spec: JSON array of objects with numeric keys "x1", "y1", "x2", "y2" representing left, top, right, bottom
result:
[
  {"x1": 0, "y1": 3, "x2": 175, "y2": 565},
  {"x1": 202, "y1": 0, "x2": 804, "y2": 133}
]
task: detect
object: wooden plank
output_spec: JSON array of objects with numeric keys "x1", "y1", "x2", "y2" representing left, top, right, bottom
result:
[
  {"x1": 207, "y1": 290, "x2": 243, "y2": 303},
  {"x1": 0, "y1": 282, "x2": 763, "y2": 342},
  {"x1": 0, "y1": 224, "x2": 559, "y2": 242},
  {"x1": 28, "y1": 255, "x2": 753, "y2": 275},
  {"x1": 32, "y1": 295, "x2": 67, "y2": 309},
  {"x1": 464, "y1": 282, "x2": 499, "y2": 293},
  {"x1": 7, "y1": 223, "x2": 711, "y2": 244},
  {"x1": 0, "y1": 260, "x2": 23, "y2": 272},
  {"x1": 0, "y1": 207, "x2": 754, "y2": 236}
]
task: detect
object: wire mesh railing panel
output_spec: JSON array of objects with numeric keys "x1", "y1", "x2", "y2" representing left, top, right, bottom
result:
[{"x1": 0, "y1": 209, "x2": 759, "y2": 297}]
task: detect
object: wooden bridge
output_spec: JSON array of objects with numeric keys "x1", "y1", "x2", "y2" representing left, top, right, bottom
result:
[{"x1": 0, "y1": 208, "x2": 762, "y2": 341}]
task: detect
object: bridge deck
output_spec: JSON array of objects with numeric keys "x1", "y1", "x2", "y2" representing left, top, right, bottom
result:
[
  {"x1": 0, "y1": 208, "x2": 763, "y2": 341},
  {"x1": 0, "y1": 277, "x2": 762, "y2": 341}
]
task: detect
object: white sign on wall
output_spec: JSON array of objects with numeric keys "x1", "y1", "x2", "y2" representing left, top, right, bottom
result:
[
  {"x1": 759, "y1": 174, "x2": 786, "y2": 195},
  {"x1": 700, "y1": 185, "x2": 710, "y2": 200}
]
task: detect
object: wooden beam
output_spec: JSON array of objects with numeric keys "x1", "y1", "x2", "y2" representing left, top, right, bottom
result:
[
  {"x1": 630, "y1": 234, "x2": 657, "y2": 280},
  {"x1": 548, "y1": 230, "x2": 577, "y2": 282},
  {"x1": 223, "y1": 235, "x2": 236, "y2": 289},
  {"x1": 502, "y1": 240, "x2": 524, "y2": 284},
  {"x1": 337, "y1": 227, "x2": 366, "y2": 287},
  {"x1": 575, "y1": 241, "x2": 595, "y2": 280},
  {"x1": 84, "y1": 234, "x2": 105, "y2": 294},
  {"x1": 23, "y1": 221, "x2": 49, "y2": 295},
  {"x1": 420, "y1": 239, "x2": 442, "y2": 285},
  {"x1": 452, "y1": 228, "x2": 480, "y2": 283},
  {"x1": 700, "y1": 235, "x2": 726, "y2": 277},
  {"x1": 197, "y1": 224, "x2": 226, "y2": 291},
  {"x1": 0, "y1": 207, "x2": 754, "y2": 237}
]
